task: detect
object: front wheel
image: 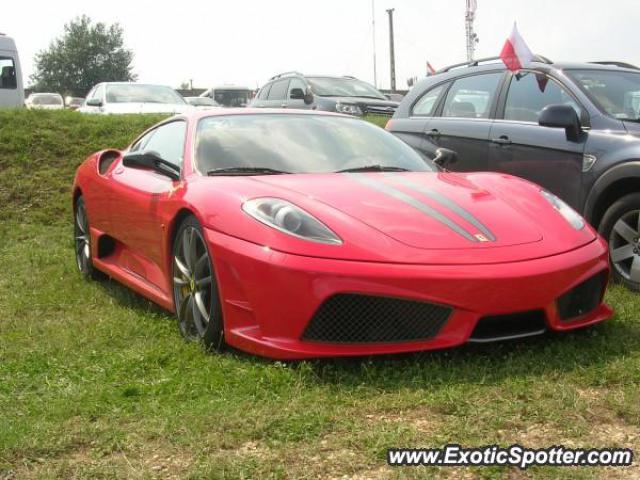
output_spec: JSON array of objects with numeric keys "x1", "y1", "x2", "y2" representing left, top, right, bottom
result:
[
  {"x1": 598, "y1": 193, "x2": 640, "y2": 291},
  {"x1": 172, "y1": 216, "x2": 225, "y2": 351},
  {"x1": 74, "y1": 196, "x2": 98, "y2": 279}
]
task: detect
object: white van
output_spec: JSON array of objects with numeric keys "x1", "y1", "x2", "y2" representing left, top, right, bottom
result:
[{"x1": 0, "y1": 33, "x2": 24, "y2": 108}]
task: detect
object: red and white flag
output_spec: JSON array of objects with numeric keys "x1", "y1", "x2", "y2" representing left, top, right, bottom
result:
[
  {"x1": 500, "y1": 23, "x2": 534, "y2": 72},
  {"x1": 426, "y1": 61, "x2": 437, "y2": 76}
]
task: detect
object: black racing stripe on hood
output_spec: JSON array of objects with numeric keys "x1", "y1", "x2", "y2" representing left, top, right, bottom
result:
[
  {"x1": 346, "y1": 173, "x2": 479, "y2": 242},
  {"x1": 388, "y1": 175, "x2": 496, "y2": 242}
]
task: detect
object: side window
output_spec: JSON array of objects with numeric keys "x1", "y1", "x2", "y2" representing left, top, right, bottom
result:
[
  {"x1": 442, "y1": 73, "x2": 503, "y2": 119},
  {"x1": 412, "y1": 84, "x2": 445, "y2": 116},
  {"x1": 88, "y1": 84, "x2": 104, "y2": 102},
  {"x1": 504, "y1": 72, "x2": 581, "y2": 122},
  {"x1": 0, "y1": 57, "x2": 17, "y2": 89},
  {"x1": 140, "y1": 121, "x2": 187, "y2": 167},
  {"x1": 257, "y1": 84, "x2": 271, "y2": 100},
  {"x1": 288, "y1": 78, "x2": 307, "y2": 98},
  {"x1": 267, "y1": 80, "x2": 289, "y2": 101}
]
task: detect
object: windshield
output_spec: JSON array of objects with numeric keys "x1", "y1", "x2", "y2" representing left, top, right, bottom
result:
[
  {"x1": 105, "y1": 84, "x2": 186, "y2": 104},
  {"x1": 306, "y1": 77, "x2": 386, "y2": 99},
  {"x1": 567, "y1": 69, "x2": 640, "y2": 121},
  {"x1": 213, "y1": 89, "x2": 251, "y2": 107},
  {"x1": 31, "y1": 94, "x2": 62, "y2": 105},
  {"x1": 195, "y1": 114, "x2": 434, "y2": 174}
]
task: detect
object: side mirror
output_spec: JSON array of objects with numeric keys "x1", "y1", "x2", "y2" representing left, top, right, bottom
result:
[
  {"x1": 86, "y1": 98, "x2": 103, "y2": 107},
  {"x1": 538, "y1": 104, "x2": 581, "y2": 142},
  {"x1": 432, "y1": 148, "x2": 458, "y2": 168},
  {"x1": 303, "y1": 87, "x2": 314, "y2": 105},
  {"x1": 122, "y1": 151, "x2": 180, "y2": 181},
  {"x1": 289, "y1": 88, "x2": 305, "y2": 100}
]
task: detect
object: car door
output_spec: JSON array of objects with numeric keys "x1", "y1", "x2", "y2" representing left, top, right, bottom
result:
[
  {"x1": 108, "y1": 120, "x2": 187, "y2": 283},
  {"x1": 426, "y1": 71, "x2": 504, "y2": 171},
  {"x1": 390, "y1": 82, "x2": 448, "y2": 155},
  {"x1": 285, "y1": 77, "x2": 310, "y2": 109},
  {"x1": 83, "y1": 83, "x2": 105, "y2": 112},
  {"x1": 488, "y1": 70, "x2": 587, "y2": 209}
]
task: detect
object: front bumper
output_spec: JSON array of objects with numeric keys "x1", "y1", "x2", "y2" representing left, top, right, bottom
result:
[{"x1": 205, "y1": 228, "x2": 612, "y2": 359}]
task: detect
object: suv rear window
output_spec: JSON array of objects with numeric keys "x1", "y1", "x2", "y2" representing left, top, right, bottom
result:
[
  {"x1": 442, "y1": 73, "x2": 502, "y2": 119},
  {"x1": 412, "y1": 84, "x2": 445, "y2": 116}
]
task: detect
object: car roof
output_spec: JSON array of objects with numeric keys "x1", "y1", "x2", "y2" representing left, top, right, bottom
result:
[
  {"x1": 177, "y1": 108, "x2": 351, "y2": 122},
  {"x1": 435, "y1": 59, "x2": 639, "y2": 76}
]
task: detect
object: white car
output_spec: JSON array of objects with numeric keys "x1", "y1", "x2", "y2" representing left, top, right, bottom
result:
[
  {"x1": 79, "y1": 82, "x2": 194, "y2": 114},
  {"x1": 25, "y1": 92, "x2": 64, "y2": 110}
]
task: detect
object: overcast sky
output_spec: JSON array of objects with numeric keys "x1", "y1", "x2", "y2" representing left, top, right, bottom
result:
[{"x1": 4, "y1": 0, "x2": 639, "y2": 91}]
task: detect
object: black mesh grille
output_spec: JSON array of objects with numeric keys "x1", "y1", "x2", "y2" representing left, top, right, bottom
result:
[
  {"x1": 302, "y1": 294, "x2": 452, "y2": 343},
  {"x1": 557, "y1": 271, "x2": 607, "y2": 321},
  {"x1": 470, "y1": 310, "x2": 547, "y2": 342}
]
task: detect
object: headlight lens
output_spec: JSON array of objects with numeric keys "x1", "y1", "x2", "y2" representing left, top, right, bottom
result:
[
  {"x1": 242, "y1": 198, "x2": 342, "y2": 245},
  {"x1": 335, "y1": 102, "x2": 363, "y2": 116},
  {"x1": 540, "y1": 190, "x2": 585, "y2": 230}
]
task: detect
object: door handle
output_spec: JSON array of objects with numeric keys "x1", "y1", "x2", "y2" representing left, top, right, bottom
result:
[
  {"x1": 426, "y1": 129, "x2": 440, "y2": 138},
  {"x1": 491, "y1": 135, "x2": 512, "y2": 145}
]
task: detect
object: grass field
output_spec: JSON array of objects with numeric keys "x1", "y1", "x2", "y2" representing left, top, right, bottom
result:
[{"x1": 1, "y1": 110, "x2": 639, "y2": 479}]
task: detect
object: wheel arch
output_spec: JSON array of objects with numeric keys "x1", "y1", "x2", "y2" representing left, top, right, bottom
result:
[{"x1": 585, "y1": 161, "x2": 640, "y2": 228}]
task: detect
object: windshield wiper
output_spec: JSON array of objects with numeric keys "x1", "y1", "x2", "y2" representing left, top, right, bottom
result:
[
  {"x1": 207, "y1": 167, "x2": 290, "y2": 176},
  {"x1": 337, "y1": 165, "x2": 410, "y2": 173}
]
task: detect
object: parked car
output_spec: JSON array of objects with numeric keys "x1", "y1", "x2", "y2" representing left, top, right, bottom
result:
[
  {"x1": 185, "y1": 96, "x2": 220, "y2": 108},
  {"x1": 65, "y1": 96, "x2": 84, "y2": 110},
  {"x1": 388, "y1": 57, "x2": 640, "y2": 290},
  {"x1": 251, "y1": 72, "x2": 399, "y2": 116},
  {"x1": 0, "y1": 33, "x2": 24, "y2": 108},
  {"x1": 199, "y1": 85, "x2": 252, "y2": 107},
  {"x1": 25, "y1": 92, "x2": 64, "y2": 110},
  {"x1": 78, "y1": 82, "x2": 193, "y2": 114},
  {"x1": 72, "y1": 109, "x2": 611, "y2": 359}
]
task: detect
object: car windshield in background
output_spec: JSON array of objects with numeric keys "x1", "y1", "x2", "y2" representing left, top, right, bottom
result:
[
  {"x1": 567, "y1": 69, "x2": 640, "y2": 121},
  {"x1": 105, "y1": 84, "x2": 186, "y2": 104},
  {"x1": 195, "y1": 114, "x2": 434, "y2": 174},
  {"x1": 213, "y1": 90, "x2": 251, "y2": 107},
  {"x1": 306, "y1": 77, "x2": 386, "y2": 99},
  {"x1": 32, "y1": 95, "x2": 62, "y2": 105}
]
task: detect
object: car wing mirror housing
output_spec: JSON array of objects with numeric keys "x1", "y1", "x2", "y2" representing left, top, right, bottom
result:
[
  {"x1": 86, "y1": 98, "x2": 103, "y2": 107},
  {"x1": 538, "y1": 104, "x2": 581, "y2": 142},
  {"x1": 432, "y1": 147, "x2": 458, "y2": 168},
  {"x1": 122, "y1": 151, "x2": 180, "y2": 181}
]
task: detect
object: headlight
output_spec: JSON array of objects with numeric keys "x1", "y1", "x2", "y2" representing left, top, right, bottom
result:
[
  {"x1": 540, "y1": 190, "x2": 585, "y2": 230},
  {"x1": 242, "y1": 198, "x2": 342, "y2": 245},
  {"x1": 335, "y1": 102, "x2": 363, "y2": 116}
]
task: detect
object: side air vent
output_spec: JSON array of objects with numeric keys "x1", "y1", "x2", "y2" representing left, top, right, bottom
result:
[
  {"x1": 98, "y1": 150, "x2": 121, "y2": 175},
  {"x1": 556, "y1": 271, "x2": 607, "y2": 321}
]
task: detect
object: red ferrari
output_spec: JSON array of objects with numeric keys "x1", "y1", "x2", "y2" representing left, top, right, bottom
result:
[{"x1": 72, "y1": 109, "x2": 612, "y2": 359}]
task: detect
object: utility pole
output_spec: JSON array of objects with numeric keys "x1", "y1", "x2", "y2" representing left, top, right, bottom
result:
[
  {"x1": 386, "y1": 8, "x2": 396, "y2": 92},
  {"x1": 465, "y1": 0, "x2": 479, "y2": 62},
  {"x1": 372, "y1": 0, "x2": 377, "y2": 87}
]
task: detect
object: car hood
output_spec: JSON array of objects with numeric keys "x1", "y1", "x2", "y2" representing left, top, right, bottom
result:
[
  {"x1": 192, "y1": 171, "x2": 596, "y2": 264},
  {"x1": 322, "y1": 96, "x2": 399, "y2": 112},
  {"x1": 101, "y1": 103, "x2": 193, "y2": 114},
  {"x1": 253, "y1": 172, "x2": 542, "y2": 250}
]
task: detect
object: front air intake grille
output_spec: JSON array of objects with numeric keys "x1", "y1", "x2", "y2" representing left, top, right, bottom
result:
[
  {"x1": 557, "y1": 271, "x2": 607, "y2": 321},
  {"x1": 301, "y1": 294, "x2": 452, "y2": 343},
  {"x1": 469, "y1": 310, "x2": 547, "y2": 343}
]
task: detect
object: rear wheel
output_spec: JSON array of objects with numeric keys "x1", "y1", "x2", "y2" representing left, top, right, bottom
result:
[
  {"x1": 172, "y1": 216, "x2": 225, "y2": 351},
  {"x1": 74, "y1": 196, "x2": 97, "y2": 279},
  {"x1": 598, "y1": 193, "x2": 640, "y2": 291}
]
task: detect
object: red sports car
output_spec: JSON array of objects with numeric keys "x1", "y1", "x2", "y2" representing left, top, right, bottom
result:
[{"x1": 72, "y1": 109, "x2": 612, "y2": 359}]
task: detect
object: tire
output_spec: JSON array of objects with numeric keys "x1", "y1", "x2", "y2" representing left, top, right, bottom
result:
[
  {"x1": 598, "y1": 192, "x2": 640, "y2": 292},
  {"x1": 172, "y1": 215, "x2": 225, "y2": 351},
  {"x1": 74, "y1": 196, "x2": 98, "y2": 280}
]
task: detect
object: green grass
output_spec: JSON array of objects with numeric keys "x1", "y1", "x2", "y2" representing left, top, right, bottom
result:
[{"x1": 1, "y1": 110, "x2": 639, "y2": 479}]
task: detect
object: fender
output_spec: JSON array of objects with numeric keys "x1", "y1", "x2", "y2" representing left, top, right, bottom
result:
[{"x1": 584, "y1": 160, "x2": 640, "y2": 223}]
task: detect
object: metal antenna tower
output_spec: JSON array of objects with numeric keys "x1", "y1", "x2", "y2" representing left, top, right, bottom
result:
[{"x1": 465, "y1": 0, "x2": 479, "y2": 62}]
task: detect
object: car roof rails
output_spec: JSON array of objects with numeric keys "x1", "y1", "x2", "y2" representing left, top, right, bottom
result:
[
  {"x1": 438, "y1": 55, "x2": 552, "y2": 73},
  {"x1": 590, "y1": 61, "x2": 640, "y2": 70},
  {"x1": 343, "y1": 75, "x2": 357, "y2": 79},
  {"x1": 269, "y1": 71, "x2": 304, "y2": 81}
]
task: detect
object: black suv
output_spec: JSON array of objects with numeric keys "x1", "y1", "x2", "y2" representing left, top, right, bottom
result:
[
  {"x1": 250, "y1": 71, "x2": 399, "y2": 116},
  {"x1": 388, "y1": 57, "x2": 640, "y2": 290}
]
